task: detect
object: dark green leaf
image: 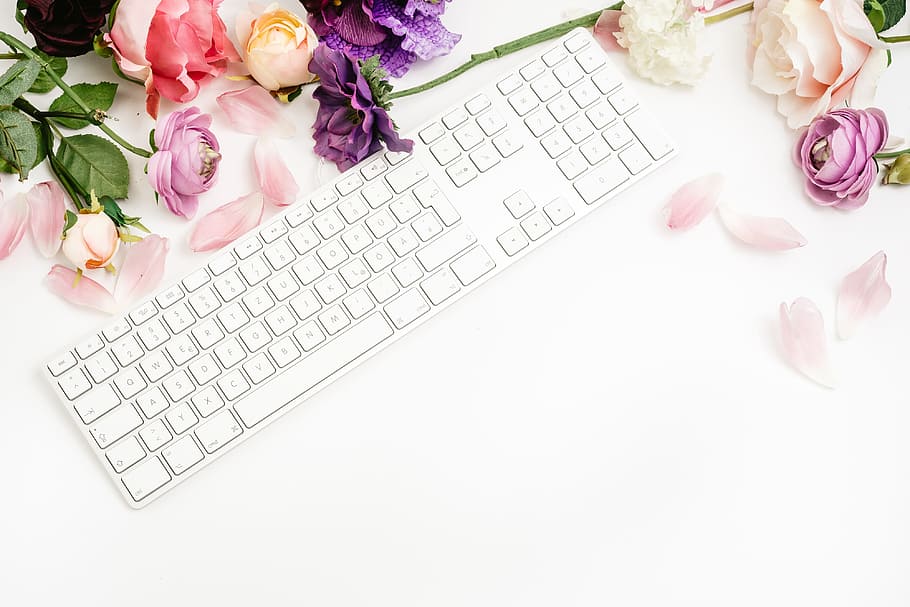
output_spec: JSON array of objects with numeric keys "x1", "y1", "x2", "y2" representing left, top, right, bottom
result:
[
  {"x1": 99, "y1": 195, "x2": 147, "y2": 231},
  {"x1": 0, "y1": 122, "x2": 44, "y2": 173},
  {"x1": 359, "y1": 55, "x2": 393, "y2": 111},
  {"x1": 56, "y1": 134, "x2": 129, "y2": 199},
  {"x1": 62, "y1": 210, "x2": 78, "y2": 236},
  {"x1": 0, "y1": 108, "x2": 38, "y2": 180},
  {"x1": 864, "y1": 0, "x2": 906, "y2": 32},
  {"x1": 28, "y1": 50, "x2": 68, "y2": 94},
  {"x1": 49, "y1": 82, "x2": 117, "y2": 129},
  {"x1": 887, "y1": 48, "x2": 893, "y2": 67},
  {"x1": 0, "y1": 59, "x2": 41, "y2": 105}
]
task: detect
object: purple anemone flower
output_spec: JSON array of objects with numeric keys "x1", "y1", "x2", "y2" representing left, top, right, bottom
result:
[
  {"x1": 309, "y1": 45, "x2": 413, "y2": 170},
  {"x1": 300, "y1": 0, "x2": 460, "y2": 77}
]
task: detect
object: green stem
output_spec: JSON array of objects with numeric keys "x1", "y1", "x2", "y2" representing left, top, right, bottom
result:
[
  {"x1": 0, "y1": 52, "x2": 26, "y2": 60},
  {"x1": 875, "y1": 147, "x2": 910, "y2": 160},
  {"x1": 705, "y1": 2, "x2": 754, "y2": 25},
  {"x1": 880, "y1": 34, "x2": 910, "y2": 43},
  {"x1": 0, "y1": 32, "x2": 152, "y2": 159},
  {"x1": 389, "y1": 2, "x2": 625, "y2": 100}
]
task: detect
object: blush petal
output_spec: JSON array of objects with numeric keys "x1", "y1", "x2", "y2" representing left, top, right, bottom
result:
[
  {"x1": 45, "y1": 265, "x2": 117, "y2": 314},
  {"x1": 0, "y1": 193, "x2": 29, "y2": 260},
  {"x1": 189, "y1": 192, "x2": 265, "y2": 252},
  {"x1": 593, "y1": 10, "x2": 624, "y2": 51},
  {"x1": 717, "y1": 203, "x2": 808, "y2": 250},
  {"x1": 664, "y1": 173, "x2": 724, "y2": 231},
  {"x1": 216, "y1": 86, "x2": 295, "y2": 138},
  {"x1": 115, "y1": 235, "x2": 170, "y2": 303},
  {"x1": 26, "y1": 181, "x2": 66, "y2": 258},
  {"x1": 254, "y1": 138, "x2": 300, "y2": 207},
  {"x1": 836, "y1": 250, "x2": 891, "y2": 339},
  {"x1": 779, "y1": 298, "x2": 836, "y2": 388}
]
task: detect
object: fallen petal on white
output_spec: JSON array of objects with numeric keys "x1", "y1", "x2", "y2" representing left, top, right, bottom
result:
[
  {"x1": 45, "y1": 265, "x2": 117, "y2": 314},
  {"x1": 255, "y1": 138, "x2": 299, "y2": 207},
  {"x1": 837, "y1": 250, "x2": 891, "y2": 339},
  {"x1": 115, "y1": 234, "x2": 170, "y2": 303},
  {"x1": 0, "y1": 193, "x2": 29, "y2": 260},
  {"x1": 26, "y1": 181, "x2": 66, "y2": 258},
  {"x1": 717, "y1": 203, "x2": 807, "y2": 250},
  {"x1": 664, "y1": 173, "x2": 724, "y2": 231},
  {"x1": 216, "y1": 86, "x2": 295, "y2": 138},
  {"x1": 189, "y1": 192, "x2": 265, "y2": 252},
  {"x1": 779, "y1": 298, "x2": 836, "y2": 388}
]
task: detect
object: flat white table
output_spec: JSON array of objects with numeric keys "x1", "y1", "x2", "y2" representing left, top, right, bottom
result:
[{"x1": 2, "y1": 2, "x2": 909, "y2": 605}]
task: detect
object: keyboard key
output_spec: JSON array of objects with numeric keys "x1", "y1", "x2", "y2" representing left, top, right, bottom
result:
[
  {"x1": 388, "y1": 197, "x2": 420, "y2": 224},
  {"x1": 342, "y1": 290, "x2": 375, "y2": 319},
  {"x1": 140, "y1": 419, "x2": 172, "y2": 451},
  {"x1": 564, "y1": 32, "x2": 589, "y2": 53},
  {"x1": 431, "y1": 136, "x2": 461, "y2": 165},
  {"x1": 234, "y1": 238, "x2": 262, "y2": 260},
  {"x1": 574, "y1": 158, "x2": 630, "y2": 204},
  {"x1": 492, "y1": 130, "x2": 524, "y2": 158},
  {"x1": 314, "y1": 274, "x2": 347, "y2": 304},
  {"x1": 477, "y1": 111, "x2": 507, "y2": 136},
  {"x1": 209, "y1": 253, "x2": 237, "y2": 275},
  {"x1": 188, "y1": 286, "x2": 221, "y2": 318},
  {"x1": 166, "y1": 403, "x2": 199, "y2": 435},
  {"x1": 386, "y1": 160, "x2": 429, "y2": 193},
  {"x1": 90, "y1": 404, "x2": 142, "y2": 449},
  {"x1": 314, "y1": 210, "x2": 345, "y2": 239},
  {"x1": 508, "y1": 88, "x2": 540, "y2": 116},
  {"x1": 214, "y1": 271, "x2": 247, "y2": 301},
  {"x1": 586, "y1": 102, "x2": 615, "y2": 130},
  {"x1": 195, "y1": 409, "x2": 243, "y2": 453},
  {"x1": 469, "y1": 143, "x2": 501, "y2": 173},
  {"x1": 385, "y1": 150, "x2": 410, "y2": 165},
  {"x1": 504, "y1": 191, "x2": 535, "y2": 218},
  {"x1": 139, "y1": 350, "x2": 173, "y2": 383},
  {"x1": 285, "y1": 205, "x2": 313, "y2": 227},
  {"x1": 569, "y1": 80, "x2": 600, "y2": 109},
  {"x1": 242, "y1": 287, "x2": 275, "y2": 317},
  {"x1": 214, "y1": 337, "x2": 246, "y2": 368},
  {"x1": 385, "y1": 289, "x2": 431, "y2": 329},
  {"x1": 192, "y1": 386, "x2": 225, "y2": 417},
  {"x1": 557, "y1": 152, "x2": 588, "y2": 180},
  {"x1": 311, "y1": 189, "x2": 339, "y2": 211},
  {"x1": 519, "y1": 60, "x2": 546, "y2": 81},
  {"x1": 625, "y1": 111, "x2": 674, "y2": 160},
  {"x1": 547, "y1": 96, "x2": 577, "y2": 122},
  {"x1": 162, "y1": 302, "x2": 195, "y2": 334},
  {"x1": 576, "y1": 46, "x2": 607, "y2": 73},
  {"x1": 392, "y1": 258, "x2": 424, "y2": 287},
  {"x1": 339, "y1": 258, "x2": 370, "y2": 288},
  {"x1": 525, "y1": 110, "x2": 556, "y2": 137},
  {"x1": 162, "y1": 435, "x2": 204, "y2": 475},
  {"x1": 388, "y1": 228, "x2": 420, "y2": 257},
  {"x1": 269, "y1": 337, "x2": 302, "y2": 368},
  {"x1": 85, "y1": 351, "x2": 118, "y2": 383},
  {"x1": 292, "y1": 255, "x2": 325, "y2": 285},
  {"x1": 361, "y1": 182, "x2": 393, "y2": 208},
  {"x1": 520, "y1": 211, "x2": 553, "y2": 240},
  {"x1": 592, "y1": 68, "x2": 622, "y2": 94},
  {"x1": 580, "y1": 137, "x2": 611, "y2": 165},
  {"x1": 368, "y1": 274, "x2": 399, "y2": 303},
  {"x1": 162, "y1": 370, "x2": 194, "y2": 402},
  {"x1": 318, "y1": 305, "x2": 351, "y2": 335},
  {"x1": 553, "y1": 61, "x2": 583, "y2": 87},
  {"x1": 235, "y1": 313, "x2": 394, "y2": 427},
  {"x1": 541, "y1": 130, "x2": 572, "y2": 158},
  {"x1": 288, "y1": 225, "x2": 320, "y2": 254},
  {"x1": 497, "y1": 228, "x2": 529, "y2": 256},
  {"x1": 121, "y1": 457, "x2": 170, "y2": 501},
  {"x1": 619, "y1": 144, "x2": 653, "y2": 175},
  {"x1": 136, "y1": 319, "x2": 169, "y2": 351},
  {"x1": 217, "y1": 370, "x2": 251, "y2": 402},
  {"x1": 188, "y1": 353, "x2": 220, "y2": 386},
  {"x1": 336, "y1": 173, "x2": 363, "y2": 196},
  {"x1": 73, "y1": 385, "x2": 120, "y2": 424},
  {"x1": 420, "y1": 269, "x2": 461, "y2": 305},
  {"x1": 294, "y1": 321, "x2": 326, "y2": 351},
  {"x1": 239, "y1": 321, "x2": 272, "y2": 352},
  {"x1": 290, "y1": 290, "x2": 322, "y2": 320},
  {"x1": 608, "y1": 89, "x2": 638, "y2": 115},
  {"x1": 191, "y1": 320, "x2": 224, "y2": 350},
  {"x1": 265, "y1": 305, "x2": 298, "y2": 336},
  {"x1": 543, "y1": 197, "x2": 575, "y2": 225},
  {"x1": 102, "y1": 319, "x2": 132, "y2": 343},
  {"x1": 166, "y1": 334, "x2": 199, "y2": 367},
  {"x1": 76, "y1": 335, "x2": 105, "y2": 359},
  {"x1": 106, "y1": 436, "x2": 145, "y2": 473},
  {"x1": 542, "y1": 45, "x2": 568, "y2": 67},
  {"x1": 244, "y1": 353, "x2": 276, "y2": 384},
  {"x1": 260, "y1": 221, "x2": 288, "y2": 244},
  {"x1": 410, "y1": 182, "x2": 464, "y2": 221},
  {"x1": 465, "y1": 93, "x2": 491, "y2": 114},
  {"x1": 497, "y1": 74, "x2": 522, "y2": 95},
  {"x1": 360, "y1": 158, "x2": 388, "y2": 181},
  {"x1": 416, "y1": 224, "x2": 477, "y2": 271},
  {"x1": 419, "y1": 122, "x2": 445, "y2": 144},
  {"x1": 316, "y1": 239, "x2": 349, "y2": 269},
  {"x1": 111, "y1": 335, "x2": 143, "y2": 367},
  {"x1": 129, "y1": 302, "x2": 158, "y2": 326},
  {"x1": 450, "y1": 246, "x2": 496, "y2": 286},
  {"x1": 442, "y1": 107, "x2": 469, "y2": 129},
  {"x1": 267, "y1": 271, "x2": 300, "y2": 301},
  {"x1": 264, "y1": 241, "x2": 296, "y2": 270},
  {"x1": 453, "y1": 123, "x2": 484, "y2": 151},
  {"x1": 239, "y1": 256, "x2": 272, "y2": 287},
  {"x1": 114, "y1": 367, "x2": 147, "y2": 399},
  {"x1": 604, "y1": 122, "x2": 634, "y2": 150},
  {"x1": 412, "y1": 213, "x2": 443, "y2": 241},
  {"x1": 218, "y1": 303, "x2": 250, "y2": 333},
  {"x1": 136, "y1": 386, "x2": 169, "y2": 418},
  {"x1": 341, "y1": 224, "x2": 373, "y2": 253},
  {"x1": 564, "y1": 116, "x2": 595, "y2": 144},
  {"x1": 47, "y1": 352, "x2": 77, "y2": 377}
]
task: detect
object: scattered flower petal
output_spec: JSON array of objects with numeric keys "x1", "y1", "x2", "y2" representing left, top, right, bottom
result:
[
  {"x1": 779, "y1": 298, "x2": 835, "y2": 388},
  {"x1": 664, "y1": 173, "x2": 724, "y2": 231},
  {"x1": 115, "y1": 235, "x2": 170, "y2": 303},
  {"x1": 189, "y1": 192, "x2": 265, "y2": 252},
  {"x1": 216, "y1": 86, "x2": 295, "y2": 138},
  {"x1": 593, "y1": 10, "x2": 623, "y2": 51},
  {"x1": 884, "y1": 135, "x2": 906, "y2": 152},
  {"x1": 45, "y1": 265, "x2": 117, "y2": 314},
  {"x1": 254, "y1": 138, "x2": 299, "y2": 207},
  {"x1": 0, "y1": 193, "x2": 29, "y2": 260},
  {"x1": 25, "y1": 181, "x2": 65, "y2": 258},
  {"x1": 717, "y1": 203, "x2": 807, "y2": 250},
  {"x1": 837, "y1": 251, "x2": 891, "y2": 339}
]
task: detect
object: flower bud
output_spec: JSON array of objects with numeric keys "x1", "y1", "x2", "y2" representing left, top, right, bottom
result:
[
  {"x1": 883, "y1": 154, "x2": 910, "y2": 186},
  {"x1": 62, "y1": 211, "x2": 120, "y2": 270}
]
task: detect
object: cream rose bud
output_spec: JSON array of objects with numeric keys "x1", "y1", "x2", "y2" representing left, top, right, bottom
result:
[
  {"x1": 237, "y1": 3, "x2": 318, "y2": 91},
  {"x1": 62, "y1": 212, "x2": 120, "y2": 270}
]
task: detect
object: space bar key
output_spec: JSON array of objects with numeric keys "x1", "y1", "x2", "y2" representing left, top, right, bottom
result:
[{"x1": 234, "y1": 313, "x2": 394, "y2": 427}]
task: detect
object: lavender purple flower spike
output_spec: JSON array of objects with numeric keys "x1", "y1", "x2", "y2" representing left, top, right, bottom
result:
[{"x1": 301, "y1": 0, "x2": 461, "y2": 77}]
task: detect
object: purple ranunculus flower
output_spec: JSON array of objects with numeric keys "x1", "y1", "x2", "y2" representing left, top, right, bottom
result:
[
  {"x1": 147, "y1": 107, "x2": 221, "y2": 219},
  {"x1": 793, "y1": 107, "x2": 889, "y2": 211},
  {"x1": 309, "y1": 45, "x2": 413, "y2": 171},
  {"x1": 300, "y1": 0, "x2": 460, "y2": 77}
]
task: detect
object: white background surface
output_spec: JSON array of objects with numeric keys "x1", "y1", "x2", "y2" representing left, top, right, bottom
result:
[{"x1": 2, "y1": 1, "x2": 909, "y2": 605}]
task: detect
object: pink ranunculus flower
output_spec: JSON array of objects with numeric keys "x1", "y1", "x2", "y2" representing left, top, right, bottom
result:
[
  {"x1": 62, "y1": 212, "x2": 120, "y2": 270},
  {"x1": 147, "y1": 107, "x2": 221, "y2": 219},
  {"x1": 236, "y1": 3, "x2": 318, "y2": 92},
  {"x1": 106, "y1": 0, "x2": 239, "y2": 118},
  {"x1": 793, "y1": 107, "x2": 888, "y2": 210},
  {"x1": 749, "y1": 0, "x2": 889, "y2": 129}
]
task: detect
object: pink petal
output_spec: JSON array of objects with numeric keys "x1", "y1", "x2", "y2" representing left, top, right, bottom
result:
[
  {"x1": 254, "y1": 138, "x2": 299, "y2": 207},
  {"x1": 45, "y1": 265, "x2": 117, "y2": 314},
  {"x1": 717, "y1": 203, "x2": 807, "y2": 250},
  {"x1": 216, "y1": 86, "x2": 295, "y2": 138},
  {"x1": 593, "y1": 10, "x2": 623, "y2": 52},
  {"x1": 836, "y1": 251, "x2": 891, "y2": 339},
  {"x1": 26, "y1": 181, "x2": 66, "y2": 258},
  {"x1": 664, "y1": 173, "x2": 724, "y2": 231},
  {"x1": 779, "y1": 298, "x2": 836, "y2": 388},
  {"x1": 189, "y1": 192, "x2": 265, "y2": 252},
  {"x1": 115, "y1": 235, "x2": 170, "y2": 303},
  {"x1": 0, "y1": 193, "x2": 29, "y2": 260}
]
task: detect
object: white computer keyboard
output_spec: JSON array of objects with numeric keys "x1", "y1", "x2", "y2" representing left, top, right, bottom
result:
[{"x1": 43, "y1": 28, "x2": 676, "y2": 508}]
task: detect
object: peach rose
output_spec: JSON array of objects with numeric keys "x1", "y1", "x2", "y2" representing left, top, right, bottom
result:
[
  {"x1": 237, "y1": 3, "x2": 318, "y2": 91},
  {"x1": 106, "y1": 0, "x2": 239, "y2": 118},
  {"x1": 62, "y1": 212, "x2": 120, "y2": 270},
  {"x1": 749, "y1": 0, "x2": 888, "y2": 129}
]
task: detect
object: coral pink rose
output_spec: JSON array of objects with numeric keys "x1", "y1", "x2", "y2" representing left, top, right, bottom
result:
[
  {"x1": 749, "y1": 0, "x2": 888, "y2": 129},
  {"x1": 106, "y1": 0, "x2": 239, "y2": 118}
]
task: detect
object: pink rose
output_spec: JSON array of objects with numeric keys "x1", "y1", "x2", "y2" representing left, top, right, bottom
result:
[
  {"x1": 62, "y1": 212, "x2": 120, "y2": 270},
  {"x1": 749, "y1": 0, "x2": 888, "y2": 129},
  {"x1": 106, "y1": 0, "x2": 239, "y2": 118}
]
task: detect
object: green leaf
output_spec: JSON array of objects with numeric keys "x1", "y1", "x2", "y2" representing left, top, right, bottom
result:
[
  {"x1": 28, "y1": 50, "x2": 68, "y2": 94},
  {"x1": 865, "y1": 0, "x2": 906, "y2": 32},
  {"x1": 0, "y1": 59, "x2": 41, "y2": 105},
  {"x1": 49, "y1": 82, "x2": 118, "y2": 129},
  {"x1": 62, "y1": 210, "x2": 78, "y2": 237},
  {"x1": 15, "y1": 0, "x2": 27, "y2": 33},
  {"x1": 98, "y1": 195, "x2": 149, "y2": 232},
  {"x1": 0, "y1": 122, "x2": 44, "y2": 173},
  {"x1": 359, "y1": 55, "x2": 393, "y2": 111},
  {"x1": 56, "y1": 134, "x2": 129, "y2": 199},
  {"x1": 0, "y1": 108, "x2": 38, "y2": 180}
]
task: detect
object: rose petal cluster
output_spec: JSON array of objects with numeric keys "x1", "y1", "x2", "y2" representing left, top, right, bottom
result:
[
  {"x1": 301, "y1": 0, "x2": 461, "y2": 77},
  {"x1": 24, "y1": 0, "x2": 116, "y2": 57},
  {"x1": 237, "y1": 3, "x2": 319, "y2": 92},
  {"x1": 793, "y1": 107, "x2": 888, "y2": 210},
  {"x1": 147, "y1": 107, "x2": 221, "y2": 219},
  {"x1": 750, "y1": 0, "x2": 888, "y2": 129},
  {"x1": 106, "y1": 0, "x2": 238, "y2": 118}
]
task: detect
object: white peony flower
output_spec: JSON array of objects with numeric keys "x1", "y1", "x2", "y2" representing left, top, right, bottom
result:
[{"x1": 614, "y1": 0, "x2": 711, "y2": 86}]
